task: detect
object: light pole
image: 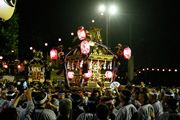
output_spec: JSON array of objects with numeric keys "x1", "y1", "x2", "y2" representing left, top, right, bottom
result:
[{"x1": 99, "y1": 4, "x2": 117, "y2": 47}]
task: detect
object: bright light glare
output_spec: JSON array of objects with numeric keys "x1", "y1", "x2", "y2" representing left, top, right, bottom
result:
[
  {"x1": 71, "y1": 32, "x2": 74, "y2": 36},
  {"x1": 109, "y1": 5, "x2": 117, "y2": 14},
  {"x1": 45, "y1": 43, "x2": 48, "y2": 46},
  {"x1": 30, "y1": 47, "x2": 33, "y2": 50},
  {"x1": 0, "y1": 56, "x2": 3, "y2": 59},
  {"x1": 99, "y1": 5, "x2": 105, "y2": 12}
]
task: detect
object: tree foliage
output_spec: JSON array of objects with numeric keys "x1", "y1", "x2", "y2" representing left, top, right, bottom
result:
[{"x1": 0, "y1": 13, "x2": 19, "y2": 56}]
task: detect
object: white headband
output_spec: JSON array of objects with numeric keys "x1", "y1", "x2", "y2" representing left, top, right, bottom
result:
[
  {"x1": 164, "y1": 92, "x2": 174, "y2": 97},
  {"x1": 6, "y1": 93, "x2": 15, "y2": 97},
  {"x1": 149, "y1": 91, "x2": 159, "y2": 96},
  {"x1": 34, "y1": 92, "x2": 47, "y2": 105},
  {"x1": 87, "y1": 99, "x2": 96, "y2": 104},
  {"x1": 100, "y1": 99, "x2": 115, "y2": 104}
]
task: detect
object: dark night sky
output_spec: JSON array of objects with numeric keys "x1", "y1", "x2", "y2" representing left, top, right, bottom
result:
[{"x1": 15, "y1": 0, "x2": 179, "y2": 69}]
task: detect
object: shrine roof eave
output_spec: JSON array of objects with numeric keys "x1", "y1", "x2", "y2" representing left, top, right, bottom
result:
[{"x1": 66, "y1": 54, "x2": 113, "y2": 61}]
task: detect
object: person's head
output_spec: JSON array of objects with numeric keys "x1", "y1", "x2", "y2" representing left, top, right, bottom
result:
[
  {"x1": 59, "y1": 98, "x2": 72, "y2": 117},
  {"x1": 0, "y1": 107, "x2": 18, "y2": 120},
  {"x1": 58, "y1": 92, "x2": 65, "y2": 100},
  {"x1": 6, "y1": 91, "x2": 16, "y2": 101},
  {"x1": 149, "y1": 90, "x2": 159, "y2": 103},
  {"x1": 119, "y1": 89, "x2": 132, "y2": 104},
  {"x1": 84, "y1": 91, "x2": 91, "y2": 97},
  {"x1": 132, "y1": 86, "x2": 140, "y2": 94},
  {"x1": 100, "y1": 96, "x2": 115, "y2": 114},
  {"x1": 96, "y1": 104, "x2": 109, "y2": 120},
  {"x1": 87, "y1": 97, "x2": 99, "y2": 113},
  {"x1": 33, "y1": 92, "x2": 48, "y2": 107},
  {"x1": 44, "y1": 87, "x2": 52, "y2": 94},
  {"x1": 104, "y1": 88, "x2": 113, "y2": 97},
  {"x1": 114, "y1": 96, "x2": 120, "y2": 107},
  {"x1": 139, "y1": 91, "x2": 149, "y2": 105},
  {"x1": 70, "y1": 93, "x2": 82, "y2": 108},
  {"x1": 132, "y1": 87, "x2": 140, "y2": 101},
  {"x1": 65, "y1": 91, "x2": 72, "y2": 99},
  {"x1": 166, "y1": 98, "x2": 179, "y2": 112},
  {"x1": 163, "y1": 89, "x2": 174, "y2": 103},
  {"x1": 91, "y1": 89, "x2": 100, "y2": 98}
]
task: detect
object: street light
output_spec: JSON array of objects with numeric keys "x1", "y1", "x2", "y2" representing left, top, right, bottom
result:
[
  {"x1": 99, "y1": 5, "x2": 105, "y2": 12},
  {"x1": 58, "y1": 38, "x2": 61, "y2": 42},
  {"x1": 71, "y1": 32, "x2": 74, "y2": 36},
  {"x1": 45, "y1": 43, "x2": 48, "y2": 46},
  {"x1": 99, "y1": 4, "x2": 117, "y2": 46}
]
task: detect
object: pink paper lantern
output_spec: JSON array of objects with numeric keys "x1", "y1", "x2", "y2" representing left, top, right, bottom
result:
[
  {"x1": 84, "y1": 70, "x2": 92, "y2": 78},
  {"x1": 81, "y1": 40, "x2": 90, "y2": 55},
  {"x1": 123, "y1": 47, "x2": 131, "y2": 59},
  {"x1": 77, "y1": 29, "x2": 86, "y2": 40},
  {"x1": 50, "y1": 49, "x2": 58, "y2": 60},
  {"x1": 67, "y1": 71, "x2": 74, "y2": 79},
  {"x1": 105, "y1": 71, "x2": 113, "y2": 79}
]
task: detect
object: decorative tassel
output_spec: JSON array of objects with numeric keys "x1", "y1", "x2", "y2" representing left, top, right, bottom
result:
[
  {"x1": 103, "y1": 60, "x2": 106, "y2": 70},
  {"x1": 67, "y1": 61, "x2": 70, "y2": 70},
  {"x1": 72, "y1": 61, "x2": 74, "y2": 70},
  {"x1": 89, "y1": 58, "x2": 93, "y2": 69},
  {"x1": 110, "y1": 61, "x2": 112, "y2": 70},
  {"x1": 80, "y1": 60, "x2": 83, "y2": 68},
  {"x1": 97, "y1": 59, "x2": 100, "y2": 70}
]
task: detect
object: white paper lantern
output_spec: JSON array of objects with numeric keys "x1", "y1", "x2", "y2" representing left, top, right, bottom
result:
[
  {"x1": 110, "y1": 81, "x2": 120, "y2": 89},
  {"x1": 0, "y1": 0, "x2": 17, "y2": 21}
]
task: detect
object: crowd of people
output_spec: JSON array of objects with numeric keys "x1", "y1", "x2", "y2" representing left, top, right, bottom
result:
[{"x1": 0, "y1": 80, "x2": 180, "y2": 120}]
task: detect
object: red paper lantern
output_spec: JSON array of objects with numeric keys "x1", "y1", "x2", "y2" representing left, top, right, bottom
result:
[
  {"x1": 105, "y1": 71, "x2": 113, "y2": 79},
  {"x1": 123, "y1": 47, "x2": 131, "y2": 59},
  {"x1": 84, "y1": 70, "x2": 92, "y2": 78},
  {"x1": 77, "y1": 29, "x2": 86, "y2": 40},
  {"x1": 50, "y1": 49, "x2": 58, "y2": 60},
  {"x1": 81, "y1": 40, "x2": 90, "y2": 55},
  {"x1": 67, "y1": 71, "x2": 74, "y2": 79}
]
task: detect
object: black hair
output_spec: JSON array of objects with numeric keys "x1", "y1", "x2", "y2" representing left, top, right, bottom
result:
[
  {"x1": 100, "y1": 96, "x2": 114, "y2": 104},
  {"x1": 91, "y1": 90, "x2": 100, "y2": 97},
  {"x1": 87, "y1": 97, "x2": 99, "y2": 113},
  {"x1": 166, "y1": 98, "x2": 179, "y2": 111},
  {"x1": 71, "y1": 93, "x2": 82, "y2": 109},
  {"x1": 121, "y1": 89, "x2": 132, "y2": 102},
  {"x1": 6, "y1": 91, "x2": 16, "y2": 101},
  {"x1": 139, "y1": 91, "x2": 149, "y2": 104},
  {"x1": 34, "y1": 92, "x2": 47, "y2": 106},
  {"x1": 96, "y1": 104, "x2": 109, "y2": 120},
  {"x1": 0, "y1": 107, "x2": 18, "y2": 120}
]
